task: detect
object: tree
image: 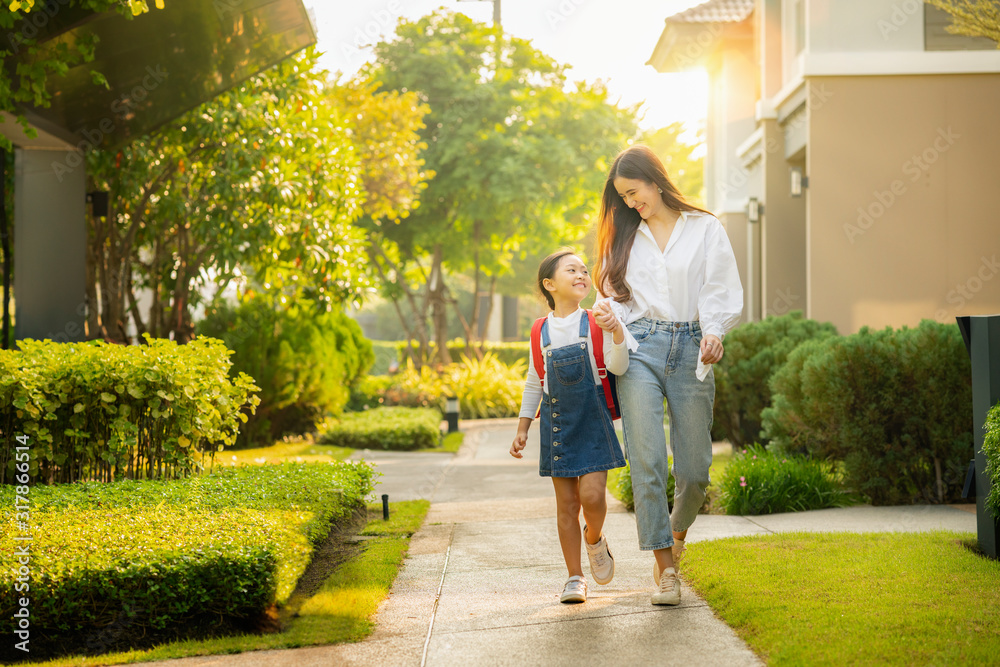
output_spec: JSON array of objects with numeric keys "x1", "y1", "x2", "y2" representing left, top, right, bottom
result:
[
  {"x1": 924, "y1": 0, "x2": 1000, "y2": 45},
  {"x1": 364, "y1": 9, "x2": 638, "y2": 365},
  {"x1": 640, "y1": 122, "x2": 706, "y2": 208},
  {"x1": 84, "y1": 47, "x2": 418, "y2": 343},
  {"x1": 0, "y1": 1, "x2": 166, "y2": 151}
]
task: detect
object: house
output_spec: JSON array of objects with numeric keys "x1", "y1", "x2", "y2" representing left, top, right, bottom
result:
[{"x1": 649, "y1": 0, "x2": 1000, "y2": 333}]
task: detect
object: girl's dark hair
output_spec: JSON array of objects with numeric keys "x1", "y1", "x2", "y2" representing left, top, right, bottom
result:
[
  {"x1": 537, "y1": 248, "x2": 578, "y2": 310},
  {"x1": 593, "y1": 145, "x2": 710, "y2": 303}
]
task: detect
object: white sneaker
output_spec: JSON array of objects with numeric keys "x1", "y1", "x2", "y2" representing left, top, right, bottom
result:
[
  {"x1": 560, "y1": 575, "x2": 587, "y2": 603},
  {"x1": 584, "y1": 525, "x2": 615, "y2": 585},
  {"x1": 651, "y1": 567, "x2": 681, "y2": 605},
  {"x1": 653, "y1": 538, "x2": 686, "y2": 584}
]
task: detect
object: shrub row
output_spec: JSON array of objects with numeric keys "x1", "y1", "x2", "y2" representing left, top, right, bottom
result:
[
  {"x1": 763, "y1": 320, "x2": 972, "y2": 505},
  {"x1": 982, "y1": 402, "x2": 1000, "y2": 521},
  {"x1": 355, "y1": 353, "x2": 527, "y2": 419},
  {"x1": 718, "y1": 445, "x2": 855, "y2": 515},
  {"x1": 713, "y1": 311, "x2": 838, "y2": 447},
  {"x1": 0, "y1": 335, "x2": 259, "y2": 484},
  {"x1": 318, "y1": 407, "x2": 441, "y2": 451},
  {"x1": 395, "y1": 339, "x2": 530, "y2": 367},
  {"x1": 197, "y1": 298, "x2": 373, "y2": 448},
  {"x1": 0, "y1": 462, "x2": 375, "y2": 660}
]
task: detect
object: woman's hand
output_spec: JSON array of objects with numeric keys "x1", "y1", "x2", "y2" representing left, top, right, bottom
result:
[
  {"x1": 700, "y1": 334, "x2": 724, "y2": 364},
  {"x1": 593, "y1": 301, "x2": 620, "y2": 333}
]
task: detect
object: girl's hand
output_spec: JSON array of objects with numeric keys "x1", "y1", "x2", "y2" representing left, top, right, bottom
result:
[
  {"x1": 593, "y1": 302, "x2": 619, "y2": 333},
  {"x1": 700, "y1": 334, "x2": 724, "y2": 364},
  {"x1": 510, "y1": 432, "x2": 528, "y2": 459}
]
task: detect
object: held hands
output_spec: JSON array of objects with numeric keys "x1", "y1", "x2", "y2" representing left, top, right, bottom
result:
[
  {"x1": 510, "y1": 431, "x2": 528, "y2": 459},
  {"x1": 592, "y1": 301, "x2": 620, "y2": 333},
  {"x1": 700, "y1": 334, "x2": 724, "y2": 364}
]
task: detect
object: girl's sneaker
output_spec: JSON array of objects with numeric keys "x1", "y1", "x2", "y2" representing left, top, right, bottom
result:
[
  {"x1": 560, "y1": 575, "x2": 587, "y2": 603},
  {"x1": 651, "y1": 567, "x2": 681, "y2": 605},
  {"x1": 583, "y1": 525, "x2": 615, "y2": 585}
]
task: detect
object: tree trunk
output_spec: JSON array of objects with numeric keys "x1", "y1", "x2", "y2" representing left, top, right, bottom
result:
[
  {"x1": 169, "y1": 222, "x2": 194, "y2": 344},
  {"x1": 429, "y1": 244, "x2": 450, "y2": 366}
]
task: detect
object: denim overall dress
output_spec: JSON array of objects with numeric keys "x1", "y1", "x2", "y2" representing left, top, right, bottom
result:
[{"x1": 538, "y1": 312, "x2": 626, "y2": 478}]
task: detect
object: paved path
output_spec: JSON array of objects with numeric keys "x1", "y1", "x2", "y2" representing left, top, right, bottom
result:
[{"x1": 149, "y1": 420, "x2": 977, "y2": 667}]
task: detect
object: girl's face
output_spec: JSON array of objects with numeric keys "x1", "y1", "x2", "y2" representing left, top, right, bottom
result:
[
  {"x1": 613, "y1": 176, "x2": 662, "y2": 220},
  {"x1": 543, "y1": 254, "x2": 591, "y2": 304}
]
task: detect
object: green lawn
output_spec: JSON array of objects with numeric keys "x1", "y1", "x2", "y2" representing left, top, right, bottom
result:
[
  {"x1": 682, "y1": 530, "x2": 1000, "y2": 665},
  {"x1": 34, "y1": 500, "x2": 430, "y2": 666}
]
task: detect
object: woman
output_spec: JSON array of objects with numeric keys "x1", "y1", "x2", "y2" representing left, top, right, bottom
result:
[{"x1": 592, "y1": 145, "x2": 743, "y2": 605}]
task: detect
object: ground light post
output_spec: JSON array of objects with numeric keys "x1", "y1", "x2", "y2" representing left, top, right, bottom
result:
[{"x1": 957, "y1": 314, "x2": 1000, "y2": 559}]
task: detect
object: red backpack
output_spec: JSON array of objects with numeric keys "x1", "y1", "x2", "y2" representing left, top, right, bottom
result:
[{"x1": 530, "y1": 310, "x2": 622, "y2": 421}]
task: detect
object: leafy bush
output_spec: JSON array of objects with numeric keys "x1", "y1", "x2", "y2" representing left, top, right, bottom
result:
[
  {"x1": 0, "y1": 335, "x2": 259, "y2": 484},
  {"x1": 396, "y1": 339, "x2": 530, "y2": 367},
  {"x1": 196, "y1": 298, "x2": 373, "y2": 447},
  {"x1": 983, "y1": 402, "x2": 1000, "y2": 521},
  {"x1": 763, "y1": 320, "x2": 973, "y2": 505},
  {"x1": 0, "y1": 462, "x2": 375, "y2": 660},
  {"x1": 318, "y1": 407, "x2": 441, "y2": 451},
  {"x1": 713, "y1": 311, "x2": 838, "y2": 447},
  {"x1": 718, "y1": 445, "x2": 854, "y2": 515},
  {"x1": 346, "y1": 374, "x2": 395, "y2": 412},
  {"x1": 381, "y1": 353, "x2": 528, "y2": 418},
  {"x1": 614, "y1": 459, "x2": 675, "y2": 512}
]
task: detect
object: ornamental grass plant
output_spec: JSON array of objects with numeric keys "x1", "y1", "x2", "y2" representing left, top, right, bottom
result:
[{"x1": 719, "y1": 445, "x2": 856, "y2": 515}]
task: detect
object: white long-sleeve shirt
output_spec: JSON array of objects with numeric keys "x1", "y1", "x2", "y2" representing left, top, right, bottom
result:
[
  {"x1": 597, "y1": 210, "x2": 743, "y2": 343},
  {"x1": 517, "y1": 308, "x2": 629, "y2": 420}
]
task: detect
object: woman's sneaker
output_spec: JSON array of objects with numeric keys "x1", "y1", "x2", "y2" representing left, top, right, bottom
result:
[
  {"x1": 651, "y1": 567, "x2": 681, "y2": 605},
  {"x1": 583, "y1": 525, "x2": 615, "y2": 585},
  {"x1": 560, "y1": 575, "x2": 587, "y2": 603},
  {"x1": 653, "y1": 539, "x2": 686, "y2": 584}
]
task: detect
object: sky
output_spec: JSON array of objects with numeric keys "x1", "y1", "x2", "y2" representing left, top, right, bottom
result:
[{"x1": 307, "y1": 0, "x2": 709, "y2": 133}]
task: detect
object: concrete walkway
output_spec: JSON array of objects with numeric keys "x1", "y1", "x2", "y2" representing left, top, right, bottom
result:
[{"x1": 149, "y1": 420, "x2": 978, "y2": 667}]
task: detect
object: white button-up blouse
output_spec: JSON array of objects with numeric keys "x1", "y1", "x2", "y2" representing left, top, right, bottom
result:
[{"x1": 597, "y1": 210, "x2": 744, "y2": 344}]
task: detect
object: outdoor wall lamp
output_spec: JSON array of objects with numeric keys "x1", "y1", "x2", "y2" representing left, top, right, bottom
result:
[
  {"x1": 790, "y1": 167, "x2": 808, "y2": 198},
  {"x1": 747, "y1": 197, "x2": 763, "y2": 223}
]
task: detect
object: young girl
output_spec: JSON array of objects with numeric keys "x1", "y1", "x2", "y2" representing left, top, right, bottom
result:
[{"x1": 510, "y1": 249, "x2": 629, "y2": 604}]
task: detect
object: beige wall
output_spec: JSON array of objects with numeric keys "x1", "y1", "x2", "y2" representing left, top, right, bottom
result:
[
  {"x1": 719, "y1": 211, "x2": 752, "y2": 325},
  {"x1": 806, "y1": 74, "x2": 1000, "y2": 334}
]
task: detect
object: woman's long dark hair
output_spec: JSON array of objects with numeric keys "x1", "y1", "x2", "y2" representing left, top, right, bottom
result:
[{"x1": 593, "y1": 145, "x2": 710, "y2": 303}]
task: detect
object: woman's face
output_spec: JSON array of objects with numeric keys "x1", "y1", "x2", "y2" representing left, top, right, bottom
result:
[{"x1": 613, "y1": 176, "x2": 662, "y2": 220}]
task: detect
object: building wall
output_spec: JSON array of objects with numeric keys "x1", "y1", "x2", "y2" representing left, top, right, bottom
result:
[
  {"x1": 808, "y1": 0, "x2": 925, "y2": 53},
  {"x1": 807, "y1": 74, "x2": 1000, "y2": 334}
]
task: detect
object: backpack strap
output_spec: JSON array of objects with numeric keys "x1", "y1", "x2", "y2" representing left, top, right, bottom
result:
[
  {"x1": 586, "y1": 309, "x2": 620, "y2": 419},
  {"x1": 530, "y1": 316, "x2": 547, "y2": 419}
]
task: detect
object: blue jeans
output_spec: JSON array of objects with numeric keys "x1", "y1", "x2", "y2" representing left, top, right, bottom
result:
[{"x1": 618, "y1": 319, "x2": 714, "y2": 551}]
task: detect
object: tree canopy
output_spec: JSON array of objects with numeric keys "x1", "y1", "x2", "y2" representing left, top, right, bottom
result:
[{"x1": 363, "y1": 9, "x2": 638, "y2": 362}]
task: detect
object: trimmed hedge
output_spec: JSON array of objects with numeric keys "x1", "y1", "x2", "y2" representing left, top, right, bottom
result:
[
  {"x1": 396, "y1": 338, "x2": 530, "y2": 367},
  {"x1": 713, "y1": 311, "x2": 837, "y2": 447},
  {"x1": 196, "y1": 298, "x2": 373, "y2": 447},
  {"x1": 718, "y1": 445, "x2": 855, "y2": 515},
  {"x1": 984, "y1": 402, "x2": 1000, "y2": 521},
  {"x1": 762, "y1": 320, "x2": 973, "y2": 505},
  {"x1": 0, "y1": 462, "x2": 375, "y2": 660},
  {"x1": 0, "y1": 335, "x2": 259, "y2": 484},
  {"x1": 318, "y1": 407, "x2": 441, "y2": 451}
]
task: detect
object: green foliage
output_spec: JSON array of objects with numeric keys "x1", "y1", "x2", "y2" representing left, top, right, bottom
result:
[
  {"x1": 196, "y1": 298, "x2": 372, "y2": 447},
  {"x1": 763, "y1": 320, "x2": 973, "y2": 505},
  {"x1": 0, "y1": 461, "x2": 375, "y2": 660},
  {"x1": 983, "y1": 402, "x2": 1000, "y2": 520},
  {"x1": 0, "y1": 334, "x2": 258, "y2": 484},
  {"x1": 612, "y1": 459, "x2": 675, "y2": 512},
  {"x1": 718, "y1": 445, "x2": 855, "y2": 515},
  {"x1": 396, "y1": 339, "x2": 530, "y2": 368},
  {"x1": 713, "y1": 311, "x2": 838, "y2": 447},
  {"x1": 318, "y1": 407, "x2": 441, "y2": 451},
  {"x1": 382, "y1": 353, "x2": 528, "y2": 418},
  {"x1": 347, "y1": 374, "x2": 396, "y2": 412}
]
